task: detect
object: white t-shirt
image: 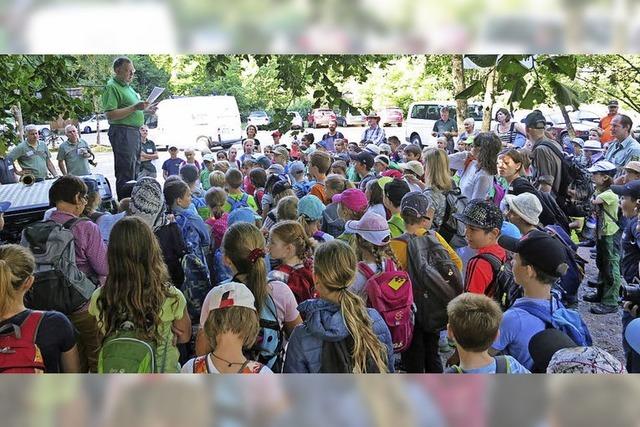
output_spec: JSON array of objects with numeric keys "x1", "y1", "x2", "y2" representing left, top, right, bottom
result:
[
  {"x1": 352, "y1": 261, "x2": 380, "y2": 300},
  {"x1": 181, "y1": 354, "x2": 273, "y2": 374}
]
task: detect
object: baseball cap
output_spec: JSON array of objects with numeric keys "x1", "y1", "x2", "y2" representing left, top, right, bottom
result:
[
  {"x1": 288, "y1": 160, "x2": 305, "y2": 177},
  {"x1": 503, "y1": 193, "x2": 543, "y2": 226},
  {"x1": 612, "y1": 180, "x2": 640, "y2": 199},
  {"x1": 498, "y1": 230, "x2": 568, "y2": 277},
  {"x1": 207, "y1": 281, "x2": 256, "y2": 312},
  {"x1": 624, "y1": 318, "x2": 640, "y2": 355},
  {"x1": 399, "y1": 160, "x2": 424, "y2": 177},
  {"x1": 384, "y1": 179, "x2": 410, "y2": 207},
  {"x1": 0, "y1": 201, "x2": 11, "y2": 213},
  {"x1": 522, "y1": 110, "x2": 547, "y2": 129},
  {"x1": 570, "y1": 137, "x2": 585, "y2": 148},
  {"x1": 350, "y1": 151, "x2": 375, "y2": 169},
  {"x1": 202, "y1": 153, "x2": 216, "y2": 163},
  {"x1": 332, "y1": 188, "x2": 368, "y2": 213},
  {"x1": 254, "y1": 155, "x2": 272, "y2": 169},
  {"x1": 583, "y1": 140, "x2": 604, "y2": 152},
  {"x1": 228, "y1": 207, "x2": 257, "y2": 226},
  {"x1": 272, "y1": 180, "x2": 292, "y2": 197},
  {"x1": 587, "y1": 160, "x2": 617, "y2": 175},
  {"x1": 400, "y1": 191, "x2": 431, "y2": 218},
  {"x1": 273, "y1": 146, "x2": 289, "y2": 159},
  {"x1": 364, "y1": 143, "x2": 381, "y2": 155},
  {"x1": 377, "y1": 176, "x2": 393, "y2": 190},
  {"x1": 608, "y1": 99, "x2": 619, "y2": 107},
  {"x1": 381, "y1": 169, "x2": 403, "y2": 179},
  {"x1": 624, "y1": 161, "x2": 640, "y2": 174},
  {"x1": 169, "y1": 145, "x2": 178, "y2": 151},
  {"x1": 378, "y1": 143, "x2": 391, "y2": 154},
  {"x1": 374, "y1": 155, "x2": 390, "y2": 166},
  {"x1": 454, "y1": 199, "x2": 504, "y2": 230},
  {"x1": 547, "y1": 346, "x2": 625, "y2": 374},
  {"x1": 298, "y1": 195, "x2": 325, "y2": 221},
  {"x1": 528, "y1": 329, "x2": 577, "y2": 373},
  {"x1": 266, "y1": 163, "x2": 285, "y2": 175},
  {"x1": 344, "y1": 211, "x2": 390, "y2": 246},
  {"x1": 317, "y1": 140, "x2": 330, "y2": 150}
]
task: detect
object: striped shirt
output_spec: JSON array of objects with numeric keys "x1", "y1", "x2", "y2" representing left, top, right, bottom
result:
[{"x1": 361, "y1": 126, "x2": 386, "y2": 145}]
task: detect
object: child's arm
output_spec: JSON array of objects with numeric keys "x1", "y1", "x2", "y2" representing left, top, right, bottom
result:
[
  {"x1": 592, "y1": 196, "x2": 604, "y2": 205},
  {"x1": 172, "y1": 306, "x2": 192, "y2": 344}
]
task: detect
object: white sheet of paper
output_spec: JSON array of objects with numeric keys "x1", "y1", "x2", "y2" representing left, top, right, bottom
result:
[{"x1": 146, "y1": 87, "x2": 165, "y2": 104}]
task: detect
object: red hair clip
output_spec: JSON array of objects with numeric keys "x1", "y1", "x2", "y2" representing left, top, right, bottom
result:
[{"x1": 248, "y1": 248, "x2": 265, "y2": 264}]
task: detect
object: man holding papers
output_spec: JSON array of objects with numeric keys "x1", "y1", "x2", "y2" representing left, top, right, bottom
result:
[{"x1": 102, "y1": 56, "x2": 159, "y2": 199}]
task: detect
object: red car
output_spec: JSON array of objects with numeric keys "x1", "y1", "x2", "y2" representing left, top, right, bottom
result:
[
  {"x1": 307, "y1": 108, "x2": 336, "y2": 128},
  {"x1": 378, "y1": 107, "x2": 404, "y2": 127}
]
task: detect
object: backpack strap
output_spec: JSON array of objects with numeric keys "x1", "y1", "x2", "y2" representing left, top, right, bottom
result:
[
  {"x1": 241, "y1": 193, "x2": 248, "y2": 204},
  {"x1": 508, "y1": 122, "x2": 515, "y2": 144},
  {"x1": 357, "y1": 262, "x2": 377, "y2": 279},
  {"x1": 193, "y1": 355, "x2": 210, "y2": 373},
  {"x1": 473, "y1": 252, "x2": 502, "y2": 277},
  {"x1": 494, "y1": 355, "x2": 509, "y2": 374},
  {"x1": 444, "y1": 365, "x2": 463, "y2": 374},
  {"x1": 383, "y1": 258, "x2": 396, "y2": 273},
  {"x1": 18, "y1": 311, "x2": 44, "y2": 342},
  {"x1": 63, "y1": 217, "x2": 86, "y2": 230}
]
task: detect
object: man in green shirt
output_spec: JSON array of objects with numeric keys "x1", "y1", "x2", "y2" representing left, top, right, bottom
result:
[
  {"x1": 7, "y1": 124, "x2": 58, "y2": 181},
  {"x1": 57, "y1": 124, "x2": 93, "y2": 176},
  {"x1": 102, "y1": 56, "x2": 156, "y2": 199}
]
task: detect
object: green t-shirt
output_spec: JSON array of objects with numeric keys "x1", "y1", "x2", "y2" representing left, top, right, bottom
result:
[
  {"x1": 388, "y1": 213, "x2": 405, "y2": 238},
  {"x1": 57, "y1": 139, "x2": 91, "y2": 176},
  {"x1": 7, "y1": 140, "x2": 51, "y2": 179},
  {"x1": 223, "y1": 192, "x2": 258, "y2": 213},
  {"x1": 101, "y1": 77, "x2": 144, "y2": 127},
  {"x1": 200, "y1": 169, "x2": 212, "y2": 190},
  {"x1": 89, "y1": 285, "x2": 187, "y2": 373},
  {"x1": 597, "y1": 188, "x2": 620, "y2": 236}
]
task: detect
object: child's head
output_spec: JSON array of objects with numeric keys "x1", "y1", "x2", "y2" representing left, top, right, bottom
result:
[
  {"x1": 382, "y1": 178, "x2": 410, "y2": 210},
  {"x1": 334, "y1": 188, "x2": 368, "y2": 221},
  {"x1": 503, "y1": 193, "x2": 542, "y2": 230},
  {"x1": 204, "y1": 187, "x2": 227, "y2": 218},
  {"x1": 436, "y1": 136, "x2": 447, "y2": 151},
  {"x1": 225, "y1": 168, "x2": 243, "y2": 190},
  {"x1": 423, "y1": 148, "x2": 453, "y2": 191},
  {"x1": 403, "y1": 144, "x2": 422, "y2": 162},
  {"x1": 297, "y1": 194, "x2": 326, "y2": 237},
  {"x1": 203, "y1": 282, "x2": 260, "y2": 351},
  {"x1": 163, "y1": 179, "x2": 191, "y2": 209},
  {"x1": 373, "y1": 155, "x2": 390, "y2": 173},
  {"x1": 330, "y1": 160, "x2": 348, "y2": 177},
  {"x1": 365, "y1": 179, "x2": 384, "y2": 207},
  {"x1": 387, "y1": 135, "x2": 400, "y2": 151},
  {"x1": 268, "y1": 220, "x2": 314, "y2": 262},
  {"x1": 222, "y1": 222, "x2": 269, "y2": 311},
  {"x1": 588, "y1": 161, "x2": 617, "y2": 189},
  {"x1": 249, "y1": 167, "x2": 267, "y2": 189},
  {"x1": 345, "y1": 211, "x2": 396, "y2": 265},
  {"x1": 456, "y1": 200, "x2": 503, "y2": 250},
  {"x1": 117, "y1": 197, "x2": 131, "y2": 214},
  {"x1": 400, "y1": 191, "x2": 433, "y2": 229},
  {"x1": 312, "y1": 240, "x2": 389, "y2": 373},
  {"x1": 0, "y1": 244, "x2": 35, "y2": 317},
  {"x1": 179, "y1": 164, "x2": 199, "y2": 186},
  {"x1": 499, "y1": 230, "x2": 569, "y2": 288},
  {"x1": 447, "y1": 293, "x2": 503, "y2": 353},
  {"x1": 213, "y1": 161, "x2": 230, "y2": 173},
  {"x1": 309, "y1": 151, "x2": 332, "y2": 177},
  {"x1": 276, "y1": 195, "x2": 299, "y2": 221},
  {"x1": 325, "y1": 173, "x2": 353, "y2": 200},
  {"x1": 209, "y1": 171, "x2": 226, "y2": 189},
  {"x1": 288, "y1": 161, "x2": 306, "y2": 183}
]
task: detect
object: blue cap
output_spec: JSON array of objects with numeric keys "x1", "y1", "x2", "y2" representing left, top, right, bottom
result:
[
  {"x1": 0, "y1": 201, "x2": 11, "y2": 213},
  {"x1": 228, "y1": 207, "x2": 257, "y2": 226},
  {"x1": 298, "y1": 195, "x2": 325, "y2": 220}
]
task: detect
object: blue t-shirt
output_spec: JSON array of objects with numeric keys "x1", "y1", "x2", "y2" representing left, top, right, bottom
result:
[
  {"x1": 492, "y1": 296, "x2": 562, "y2": 370},
  {"x1": 453, "y1": 356, "x2": 530, "y2": 374},
  {"x1": 621, "y1": 216, "x2": 640, "y2": 284},
  {"x1": 162, "y1": 157, "x2": 184, "y2": 176}
]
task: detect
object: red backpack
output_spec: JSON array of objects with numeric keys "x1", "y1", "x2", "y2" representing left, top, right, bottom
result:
[
  {"x1": 358, "y1": 259, "x2": 414, "y2": 353},
  {"x1": 0, "y1": 311, "x2": 46, "y2": 373},
  {"x1": 271, "y1": 261, "x2": 317, "y2": 305}
]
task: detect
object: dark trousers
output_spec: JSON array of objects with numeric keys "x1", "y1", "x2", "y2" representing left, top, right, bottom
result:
[
  {"x1": 108, "y1": 125, "x2": 141, "y2": 200},
  {"x1": 401, "y1": 329, "x2": 443, "y2": 373}
]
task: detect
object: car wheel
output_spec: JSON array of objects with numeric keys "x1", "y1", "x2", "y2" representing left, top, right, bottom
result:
[{"x1": 410, "y1": 134, "x2": 421, "y2": 146}]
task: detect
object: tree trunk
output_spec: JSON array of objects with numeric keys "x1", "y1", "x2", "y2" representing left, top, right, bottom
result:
[
  {"x1": 559, "y1": 103, "x2": 575, "y2": 139},
  {"x1": 452, "y1": 55, "x2": 468, "y2": 130},
  {"x1": 482, "y1": 68, "x2": 497, "y2": 131},
  {"x1": 12, "y1": 102, "x2": 24, "y2": 141}
]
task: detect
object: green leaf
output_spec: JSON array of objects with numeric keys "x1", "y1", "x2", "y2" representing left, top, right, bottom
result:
[
  {"x1": 520, "y1": 83, "x2": 546, "y2": 109},
  {"x1": 466, "y1": 55, "x2": 499, "y2": 68},
  {"x1": 549, "y1": 79, "x2": 581, "y2": 110},
  {"x1": 540, "y1": 56, "x2": 577, "y2": 80},
  {"x1": 313, "y1": 89, "x2": 325, "y2": 99},
  {"x1": 496, "y1": 55, "x2": 530, "y2": 76},
  {"x1": 507, "y1": 77, "x2": 528, "y2": 105},
  {"x1": 455, "y1": 79, "x2": 484, "y2": 100}
]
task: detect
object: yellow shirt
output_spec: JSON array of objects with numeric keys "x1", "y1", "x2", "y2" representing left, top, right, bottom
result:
[{"x1": 390, "y1": 228, "x2": 463, "y2": 272}]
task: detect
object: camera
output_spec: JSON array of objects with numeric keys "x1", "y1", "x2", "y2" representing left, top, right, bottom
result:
[{"x1": 622, "y1": 284, "x2": 640, "y2": 305}]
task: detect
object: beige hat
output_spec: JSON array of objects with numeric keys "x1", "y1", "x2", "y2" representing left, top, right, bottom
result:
[
  {"x1": 624, "y1": 161, "x2": 640, "y2": 174},
  {"x1": 399, "y1": 160, "x2": 424, "y2": 177}
]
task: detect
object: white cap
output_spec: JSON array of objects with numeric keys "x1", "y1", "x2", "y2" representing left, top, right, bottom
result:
[
  {"x1": 207, "y1": 282, "x2": 256, "y2": 311},
  {"x1": 587, "y1": 160, "x2": 617, "y2": 174},
  {"x1": 364, "y1": 143, "x2": 381, "y2": 155}
]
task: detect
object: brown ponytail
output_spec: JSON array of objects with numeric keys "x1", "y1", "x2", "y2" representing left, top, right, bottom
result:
[
  {"x1": 270, "y1": 220, "x2": 316, "y2": 261},
  {"x1": 313, "y1": 240, "x2": 389, "y2": 373},
  {"x1": 0, "y1": 245, "x2": 35, "y2": 318}
]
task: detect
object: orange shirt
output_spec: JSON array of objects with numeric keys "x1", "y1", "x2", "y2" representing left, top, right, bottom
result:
[
  {"x1": 309, "y1": 183, "x2": 328, "y2": 205},
  {"x1": 599, "y1": 114, "x2": 616, "y2": 144}
]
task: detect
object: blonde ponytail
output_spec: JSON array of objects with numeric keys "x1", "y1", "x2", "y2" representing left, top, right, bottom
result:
[{"x1": 0, "y1": 245, "x2": 35, "y2": 318}]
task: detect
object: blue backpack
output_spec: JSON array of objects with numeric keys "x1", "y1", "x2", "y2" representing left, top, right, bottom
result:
[
  {"x1": 176, "y1": 213, "x2": 212, "y2": 321},
  {"x1": 249, "y1": 293, "x2": 283, "y2": 372},
  {"x1": 292, "y1": 181, "x2": 315, "y2": 199},
  {"x1": 517, "y1": 297, "x2": 592, "y2": 346},
  {"x1": 227, "y1": 194, "x2": 250, "y2": 211},
  {"x1": 543, "y1": 225, "x2": 586, "y2": 300}
]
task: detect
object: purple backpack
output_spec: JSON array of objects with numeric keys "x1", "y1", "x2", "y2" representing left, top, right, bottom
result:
[{"x1": 358, "y1": 259, "x2": 414, "y2": 353}]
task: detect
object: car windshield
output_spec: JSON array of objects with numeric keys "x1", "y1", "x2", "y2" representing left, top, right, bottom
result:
[{"x1": 250, "y1": 111, "x2": 267, "y2": 117}]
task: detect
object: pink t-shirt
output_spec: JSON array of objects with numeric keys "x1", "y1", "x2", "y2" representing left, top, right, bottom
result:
[
  {"x1": 205, "y1": 213, "x2": 228, "y2": 249},
  {"x1": 199, "y1": 280, "x2": 299, "y2": 328}
]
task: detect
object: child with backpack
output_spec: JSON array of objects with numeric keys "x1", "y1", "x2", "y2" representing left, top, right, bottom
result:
[
  {"x1": 204, "y1": 187, "x2": 229, "y2": 250},
  {"x1": 249, "y1": 168, "x2": 267, "y2": 215},
  {"x1": 223, "y1": 168, "x2": 259, "y2": 213},
  {"x1": 261, "y1": 180, "x2": 296, "y2": 233},
  {"x1": 491, "y1": 230, "x2": 592, "y2": 371},
  {"x1": 445, "y1": 293, "x2": 530, "y2": 374},
  {"x1": 181, "y1": 282, "x2": 272, "y2": 374},
  {"x1": 320, "y1": 174, "x2": 352, "y2": 238},
  {"x1": 196, "y1": 222, "x2": 302, "y2": 371},
  {"x1": 298, "y1": 194, "x2": 334, "y2": 244},
  {"x1": 583, "y1": 161, "x2": 622, "y2": 315},
  {"x1": 308, "y1": 151, "x2": 332, "y2": 204},
  {"x1": 283, "y1": 239, "x2": 394, "y2": 373},
  {"x1": 267, "y1": 221, "x2": 316, "y2": 304},
  {"x1": 0, "y1": 244, "x2": 80, "y2": 373},
  {"x1": 90, "y1": 217, "x2": 192, "y2": 373},
  {"x1": 389, "y1": 192, "x2": 463, "y2": 373},
  {"x1": 381, "y1": 178, "x2": 410, "y2": 238}
]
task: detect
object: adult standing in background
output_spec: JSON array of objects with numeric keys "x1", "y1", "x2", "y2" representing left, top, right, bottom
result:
[
  {"x1": 7, "y1": 124, "x2": 58, "y2": 181},
  {"x1": 102, "y1": 57, "x2": 156, "y2": 200},
  {"x1": 57, "y1": 125, "x2": 93, "y2": 176},
  {"x1": 138, "y1": 125, "x2": 158, "y2": 178},
  {"x1": 604, "y1": 114, "x2": 640, "y2": 179},
  {"x1": 599, "y1": 100, "x2": 620, "y2": 145},
  {"x1": 431, "y1": 106, "x2": 458, "y2": 153},
  {"x1": 321, "y1": 119, "x2": 344, "y2": 152}
]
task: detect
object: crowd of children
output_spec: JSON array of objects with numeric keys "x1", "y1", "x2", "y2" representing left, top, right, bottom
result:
[{"x1": 3, "y1": 108, "x2": 640, "y2": 375}]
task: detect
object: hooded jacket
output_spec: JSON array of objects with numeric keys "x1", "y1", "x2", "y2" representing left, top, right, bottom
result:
[{"x1": 283, "y1": 298, "x2": 394, "y2": 373}]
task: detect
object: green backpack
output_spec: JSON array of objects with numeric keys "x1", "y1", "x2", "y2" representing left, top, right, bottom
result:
[{"x1": 97, "y1": 322, "x2": 167, "y2": 373}]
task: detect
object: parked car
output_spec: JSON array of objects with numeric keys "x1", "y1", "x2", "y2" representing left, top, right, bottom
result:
[
  {"x1": 547, "y1": 113, "x2": 591, "y2": 141},
  {"x1": 378, "y1": 107, "x2": 404, "y2": 127},
  {"x1": 79, "y1": 114, "x2": 109, "y2": 133},
  {"x1": 289, "y1": 111, "x2": 303, "y2": 129},
  {"x1": 247, "y1": 110, "x2": 270, "y2": 128},
  {"x1": 307, "y1": 108, "x2": 336, "y2": 128},
  {"x1": 345, "y1": 110, "x2": 367, "y2": 126}
]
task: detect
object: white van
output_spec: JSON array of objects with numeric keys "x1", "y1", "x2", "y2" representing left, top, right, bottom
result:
[{"x1": 146, "y1": 96, "x2": 242, "y2": 151}]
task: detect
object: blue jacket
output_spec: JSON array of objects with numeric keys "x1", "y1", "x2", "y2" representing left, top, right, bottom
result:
[{"x1": 283, "y1": 298, "x2": 394, "y2": 373}]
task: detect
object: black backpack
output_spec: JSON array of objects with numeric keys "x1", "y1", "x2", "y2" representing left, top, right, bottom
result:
[
  {"x1": 439, "y1": 187, "x2": 468, "y2": 249},
  {"x1": 474, "y1": 253, "x2": 522, "y2": 312},
  {"x1": 445, "y1": 355, "x2": 510, "y2": 373},
  {"x1": 319, "y1": 334, "x2": 380, "y2": 373},
  {"x1": 395, "y1": 233, "x2": 463, "y2": 332}
]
